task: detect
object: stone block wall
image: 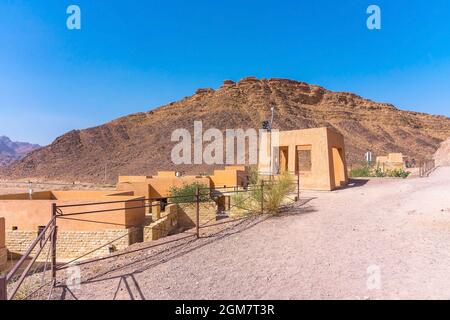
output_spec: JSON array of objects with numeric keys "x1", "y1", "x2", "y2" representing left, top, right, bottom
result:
[
  {"x1": 143, "y1": 201, "x2": 219, "y2": 241},
  {"x1": 144, "y1": 204, "x2": 178, "y2": 241},
  {"x1": 2, "y1": 201, "x2": 221, "y2": 263},
  {"x1": 5, "y1": 227, "x2": 142, "y2": 261},
  {"x1": 177, "y1": 202, "x2": 218, "y2": 228}
]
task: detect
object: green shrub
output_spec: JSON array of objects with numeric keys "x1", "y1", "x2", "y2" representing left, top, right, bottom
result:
[
  {"x1": 350, "y1": 165, "x2": 410, "y2": 179},
  {"x1": 263, "y1": 172, "x2": 296, "y2": 214},
  {"x1": 386, "y1": 168, "x2": 410, "y2": 178},
  {"x1": 169, "y1": 182, "x2": 210, "y2": 204},
  {"x1": 373, "y1": 166, "x2": 386, "y2": 177},
  {"x1": 231, "y1": 171, "x2": 296, "y2": 215},
  {"x1": 230, "y1": 190, "x2": 254, "y2": 216},
  {"x1": 349, "y1": 166, "x2": 371, "y2": 177},
  {"x1": 248, "y1": 166, "x2": 260, "y2": 185}
]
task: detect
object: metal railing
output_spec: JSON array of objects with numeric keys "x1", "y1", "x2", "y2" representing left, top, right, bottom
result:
[
  {"x1": 0, "y1": 174, "x2": 300, "y2": 300},
  {"x1": 0, "y1": 214, "x2": 57, "y2": 300}
]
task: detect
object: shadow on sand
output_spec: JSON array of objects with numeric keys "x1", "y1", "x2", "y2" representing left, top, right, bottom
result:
[
  {"x1": 338, "y1": 178, "x2": 369, "y2": 190},
  {"x1": 53, "y1": 198, "x2": 318, "y2": 300},
  {"x1": 53, "y1": 214, "x2": 270, "y2": 300}
]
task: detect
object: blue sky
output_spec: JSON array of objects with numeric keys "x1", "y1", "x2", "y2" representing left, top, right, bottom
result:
[{"x1": 1, "y1": 0, "x2": 449, "y2": 145}]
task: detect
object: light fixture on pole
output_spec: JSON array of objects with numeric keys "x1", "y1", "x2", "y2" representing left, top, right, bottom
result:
[
  {"x1": 269, "y1": 106, "x2": 275, "y2": 176},
  {"x1": 261, "y1": 106, "x2": 276, "y2": 176}
]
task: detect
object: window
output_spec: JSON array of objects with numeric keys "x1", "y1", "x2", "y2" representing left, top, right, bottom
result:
[
  {"x1": 38, "y1": 226, "x2": 46, "y2": 236},
  {"x1": 296, "y1": 145, "x2": 312, "y2": 172},
  {"x1": 38, "y1": 226, "x2": 46, "y2": 248}
]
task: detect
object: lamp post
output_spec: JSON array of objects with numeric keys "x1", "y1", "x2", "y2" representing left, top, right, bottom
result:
[
  {"x1": 261, "y1": 106, "x2": 276, "y2": 177},
  {"x1": 269, "y1": 106, "x2": 275, "y2": 177},
  {"x1": 365, "y1": 150, "x2": 373, "y2": 166}
]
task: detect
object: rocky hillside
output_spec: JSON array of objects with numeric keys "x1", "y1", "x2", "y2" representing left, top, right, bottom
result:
[
  {"x1": 0, "y1": 136, "x2": 40, "y2": 167},
  {"x1": 3, "y1": 77, "x2": 450, "y2": 183},
  {"x1": 434, "y1": 138, "x2": 450, "y2": 167}
]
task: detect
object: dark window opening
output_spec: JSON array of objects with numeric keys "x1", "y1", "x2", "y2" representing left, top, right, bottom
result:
[
  {"x1": 38, "y1": 226, "x2": 46, "y2": 248},
  {"x1": 37, "y1": 226, "x2": 46, "y2": 236},
  {"x1": 160, "y1": 198, "x2": 168, "y2": 212},
  {"x1": 296, "y1": 146, "x2": 312, "y2": 172}
]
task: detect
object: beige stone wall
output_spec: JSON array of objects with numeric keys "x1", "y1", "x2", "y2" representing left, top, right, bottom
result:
[
  {"x1": 177, "y1": 202, "x2": 218, "y2": 228},
  {"x1": 118, "y1": 176, "x2": 212, "y2": 198},
  {"x1": 144, "y1": 201, "x2": 219, "y2": 241},
  {"x1": 376, "y1": 153, "x2": 405, "y2": 171},
  {"x1": 143, "y1": 205, "x2": 178, "y2": 241},
  {"x1": 6, "y1": 227, "x2": 142, "y2": 260},
  {"x1": 326, "y1": 128, "x2": 349, "y2": 189},
  {"x1": 116, "y1": 182, "x2": 150, "y2": 199},
  {"x1": 210, "y1": 167, "x2": 249, "y2": 189},
  {"x1": 118, "y1": 176, "x2": 151, "y2": 183},
  {"x1": 0, "y1": 197, "x2": 145, "y2": 232},
  {"x1": 148, "y1": 176, "x2": 211, "y2": 198}
]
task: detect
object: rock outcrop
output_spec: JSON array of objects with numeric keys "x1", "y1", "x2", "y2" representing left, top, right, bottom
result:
[
  {"x1": 3, "y1": 77, "x2": 450, "y2": 183},
  {"x1": 434, "y1": 138, "x2": 450, "y2": 167}
]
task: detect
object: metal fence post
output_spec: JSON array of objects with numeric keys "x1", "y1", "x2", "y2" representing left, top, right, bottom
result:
[
  {"x1": 261, "y1": 180, "x2": 264, "y2": 214},
  {"x1": 195, "y1": 187, "x2": 200, "y2": 238},
  {"x1": 0, "y1": 274, "x2": 7, "y2": 300},
  {"x1": 51, "y1": 203, "x2": 57, "y2": 286}
]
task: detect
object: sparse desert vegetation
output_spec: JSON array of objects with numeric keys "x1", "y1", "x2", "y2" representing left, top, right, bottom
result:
[
  {"x1": 41, "y1": 167, "x2": 450, "y2": 300},
  {"x1": 349, "y1": 166, "x2": 410, "y2": 178}
]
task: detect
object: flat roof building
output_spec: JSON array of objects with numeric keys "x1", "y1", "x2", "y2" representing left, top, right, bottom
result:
[{"x1": 259, "y1": 127, "x2": 348, "y2": 190}]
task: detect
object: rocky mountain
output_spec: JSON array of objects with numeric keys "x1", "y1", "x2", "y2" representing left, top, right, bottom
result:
[
  {"x1": 0, "y1": 136, "x2": 41, "y2": 167},
  {"x1": 3, "y1": 77, "x2": 450, "y2": 183},
  {"x1": 434, "y1": 137, "x2": 450, "y2": 167}
]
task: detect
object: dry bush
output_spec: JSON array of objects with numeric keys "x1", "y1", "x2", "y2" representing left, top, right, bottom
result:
[
  {"x1": 262, "y1": 172, "x2": 296, "y2": 214},
  {"x1": 231, "y1": 171, "x2": 295, "y2": 216}
]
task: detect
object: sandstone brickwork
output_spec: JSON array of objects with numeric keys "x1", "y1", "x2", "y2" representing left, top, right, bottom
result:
[
  {"x1": 177, "y1": 202, "x2": 218, "y2": 228},
  {"x1": 6, "y1": 227, "x2": 142, "y2": 260}
]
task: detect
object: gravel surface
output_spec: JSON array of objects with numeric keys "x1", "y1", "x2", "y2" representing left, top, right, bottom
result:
[{"x1": 52, "y1": 167, "x2": 450, "y2": 300}]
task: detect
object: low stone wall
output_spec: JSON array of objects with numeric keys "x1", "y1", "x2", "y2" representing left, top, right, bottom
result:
[
  {"x1": 6, "y1": 227, "x2": 142, "y2": 260},
  {"x1": 144, "y1": 205, "x2": 178, "y2": 241},
  {"x1": 2, "y1": 201, "x2": 221, "y2": 262},
  {"x1": 143, "y1": 201, "x2": 219, "y2": 241},
  {"x1": 381, "y1": 162, "x2": 404, "y2": 171},
  {"x1": 177, "y1": 202, "x2": 218, "y2": 228}
]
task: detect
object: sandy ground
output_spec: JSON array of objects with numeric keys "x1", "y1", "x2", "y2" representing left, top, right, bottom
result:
[{"x1": 51, "y1": 167, "x2": 450, "y2": 300}]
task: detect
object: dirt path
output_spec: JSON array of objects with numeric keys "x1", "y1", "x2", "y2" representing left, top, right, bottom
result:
[{"x1": 54, "y1": 167, "x2": 450, "y2": 300}]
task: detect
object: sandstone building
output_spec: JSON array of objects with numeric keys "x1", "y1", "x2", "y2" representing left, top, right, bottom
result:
[{"x1": 259, "y1": 127, "x2": 348, "y2": 190}]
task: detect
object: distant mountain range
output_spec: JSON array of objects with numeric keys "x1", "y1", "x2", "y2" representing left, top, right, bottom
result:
[
  {"x1": 3, "y1": 77, "x2": 450, "y2": 183},
  {"x1": 0, "y1": 136, "x2": 41, "y2": 167}
]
